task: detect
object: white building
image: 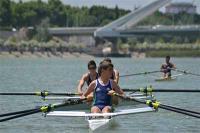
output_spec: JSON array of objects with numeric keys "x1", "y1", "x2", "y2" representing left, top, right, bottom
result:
[{"x1": 165, "y1": 3, "x2": 196, "y2": 14}]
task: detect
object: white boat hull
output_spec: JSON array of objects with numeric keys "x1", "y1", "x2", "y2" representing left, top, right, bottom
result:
[
  {"x1": 47, "y1": 107, "x2": 155, "y2": 130},
  {"x1": 88, "y1": 118, "x2": 112, "y2": 131},
  {"x1": 155, "y1": 74, "x2": 183, "y2": 81},
  {"x1": 155, "y1": 77, "x2": 177, "y2": 81}
]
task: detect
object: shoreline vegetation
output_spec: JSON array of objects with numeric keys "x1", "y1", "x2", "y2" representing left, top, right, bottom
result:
[
  {"x1": 0, "y1": 37, "x2": 200, "y2": 58},
  {"x1": 1, "y1": 37, "x2": 200, "y2": 58},
  {"x1": 1, "y1": 0, "x2": 200, "y2": 58},
  {"x1": 1, "y1": 51, "x2": 199, "y2": 58},
  {"x1": 0, "y1": 51, "x2": 94, "y2": 59},
  {"x1": 1, "y1": 50, "x2": 199, "y2": 58}
]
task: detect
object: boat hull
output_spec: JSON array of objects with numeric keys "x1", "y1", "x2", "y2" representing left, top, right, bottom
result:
[
  {"x1": 88, "y1": 117, "x2": 112, "y2": 131},
  {"x1": 155, "y1": 77, "x2": 176, "y2": 81}
]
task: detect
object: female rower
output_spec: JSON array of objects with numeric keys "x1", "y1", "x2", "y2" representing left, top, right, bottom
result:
[
  {"x1": 160, "y1": 56, "x2": 176, "y2": 78},
  {"x1": 77, "y1": 60, "x2": 98, "y2": 95},
  {"x1": 82, "y1": 61, "x2": 124, "y2": 113},
  {"x1": 103, "y1": 58, "x2": 119, "y2": 84}
]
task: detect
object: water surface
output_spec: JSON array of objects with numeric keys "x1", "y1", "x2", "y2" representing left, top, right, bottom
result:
[{"x1": 0, "y1": 57, "x2": 200, "y2": 133}]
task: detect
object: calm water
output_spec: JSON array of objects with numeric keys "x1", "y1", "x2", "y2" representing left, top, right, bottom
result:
[{"x1": 0, "y1": 57, "x2": 200, "y2": 133}]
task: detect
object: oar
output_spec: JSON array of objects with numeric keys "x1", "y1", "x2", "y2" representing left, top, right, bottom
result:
[
  {"x1": 0, "y1": 108, "x2": 38, "y2": 117},
  {"x1": 171, "y1": 68, "x2": 200, "y2": 77},
  {"x1": 0, "y1": 98, "x2": 86, "y2": 122},
  {"x1": 112, "y1": 93, "x2": 200, "y2": 118},
  {"x1": 120, "y1": 70, "x2": 161, "y2": 77},
  {"x1": 0, "y1": 91, "x2": 80, "y2": 97},
  {"x1": 122, "y1": 86, "x2": 200, "y2": 93}
]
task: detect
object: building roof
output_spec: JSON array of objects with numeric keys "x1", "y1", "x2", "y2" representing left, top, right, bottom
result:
[{"x1": 166, "y1": 2, "x2": 196, "y2": 8}]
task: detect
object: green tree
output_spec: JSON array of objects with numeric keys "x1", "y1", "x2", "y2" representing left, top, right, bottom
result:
[
  {"x1": 35, "y1": 18, "x2": 51, "y2": 42},
  {"x1": 0, "y1": 0, "x2": 12, "y2": 27},
  {"x1": 48, "y1": 0, "x2": 66, "y2": 26},
  {"x1": 115, "y1": 5, "x2": 119, "y2": 19}
]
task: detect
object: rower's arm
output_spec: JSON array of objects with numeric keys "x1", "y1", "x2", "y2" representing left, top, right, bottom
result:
[
  {"x1": 160, "y1": 64, "x2": 164, "y2": 71},
  {"x1": 160, "y1": 64, "x2": 166, "y2": 72},
  {"x1": 83, "y1": 81, "x2": 96, "y2": 97},
  {"x1": 77, "y1": 74, "x2": 87, "y2": 94},
  {"x1": 112, "y1": 81, "x2": 124, "y2": 95},
  {"x1": 172, "y1": 63, "x2": 176, "y2": 69},
  {"x1": 114, "y1": 70, "x2": 119, "y2": 84}
]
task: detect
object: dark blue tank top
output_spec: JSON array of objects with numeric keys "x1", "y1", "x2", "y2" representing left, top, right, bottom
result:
[
  {"x1": 86, "y1": 72, "x2": 98, "y2": 86},
  {"x1": 110, "y1": 72, "x2": 115, "y2": 80},
  {"x1": 93, "y1": 79, "x2": 112, "y2": 106},
  {"x1": 163, "y1": 63, "x2": 173, "y2": 75}
]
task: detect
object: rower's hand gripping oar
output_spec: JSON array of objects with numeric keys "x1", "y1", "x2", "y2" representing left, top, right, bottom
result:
[
  {"x1": 0, "y1": 98, "x2": 87, "y2": 122},
  {"x1": 112, "y1": 92, "x2": 200, "y2": 119}
]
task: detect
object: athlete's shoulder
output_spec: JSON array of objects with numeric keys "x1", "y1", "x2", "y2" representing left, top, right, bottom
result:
[
  {"x1": 169, "y1": 62, "x2": 175, "y2": 65},
  {"x1": 89, "y1": 80, "x2": 97, "y2": 87},
  {"x1": 110, "y1": 79, "x2": 117, "y2": 86},
  {"x1": 161, "y1": 63, "x2": 167, "y2": 67},
  {"x1": 114, "y1": 69, "x2": 119, "y2": 75},
  {"x1": 82, "y1": 73, "x2": 90, "y2": 80}
]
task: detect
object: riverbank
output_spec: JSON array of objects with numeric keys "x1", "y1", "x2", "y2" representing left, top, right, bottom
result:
[
  {"x1": 145, "y1": 50, "x2": 200, "y2": 57},
  {"x1": 0, "y1": 50, "x2": 200, "y2": 58},
  {"x1": 0, "y1": 52, "x2": 94, "y2": 59}
]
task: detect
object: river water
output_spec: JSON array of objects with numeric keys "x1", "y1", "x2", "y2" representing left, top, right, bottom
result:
[{"x1": 0, "y1": 57, "x2": 199, "y2": 133}]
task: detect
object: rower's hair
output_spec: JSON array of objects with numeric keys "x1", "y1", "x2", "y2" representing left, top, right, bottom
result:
[
  {"x1": 88, "y1": 60, "x2": 96, "y2": 69},
  {"x1": 166, "y1": 56, "x2": 170, "y2": 59},
  {"x1": 98, "y1": 61, "x2": 113, "y2": 76},
  {"x1": 103, "y1": 57, "x2": 112, "y2": 63}
]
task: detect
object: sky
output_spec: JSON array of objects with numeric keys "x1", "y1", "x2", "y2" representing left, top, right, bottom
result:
[{"x1": 15, "y1": 0, "x2": 200, "y2": 14}]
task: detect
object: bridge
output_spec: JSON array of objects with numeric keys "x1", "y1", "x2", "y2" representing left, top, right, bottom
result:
[
  {"x1": 94, "y1": 0, "x2": 171, "y2": 37},
  {"x1": 47, "y1": 0, "x2": 200, "y2": 56},
  {"x1": 49, "y1": 0, "x2": 200, "y2": 38},
  {"x1": 48, "y1": 25, "x2": 200, "y2": 36}
]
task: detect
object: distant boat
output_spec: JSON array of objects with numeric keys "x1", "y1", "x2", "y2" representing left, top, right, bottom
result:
[{"x1": 155, "y1": 74, "x2": 183, "y2": 82}]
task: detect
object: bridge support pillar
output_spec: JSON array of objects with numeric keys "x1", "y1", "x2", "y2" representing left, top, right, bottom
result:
[{"x1": 107, "y1": 38, "x2": 118, "y2": 54}]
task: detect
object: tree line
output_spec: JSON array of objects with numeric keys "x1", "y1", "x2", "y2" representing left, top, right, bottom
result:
[
  {"x1": 0, "y1": 0, "x2": 128, "y2": 28},
  {"x1": 1, "y1": 0, "x2": 200, "y2": 29}
]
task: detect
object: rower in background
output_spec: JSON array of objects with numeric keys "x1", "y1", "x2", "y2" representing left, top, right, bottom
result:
[
  {"x1": 77, "y1": 60, "x2": 98, "y2": 95},
  {"x1": 82, "y1": 61, "x2": 124, "y2": 113},
  {"x1": 102, "y1": 58, "x2": 119, "y2": 84},
  {"x1": 160, "y1": 56, "x2": 176, "y2": 79}
]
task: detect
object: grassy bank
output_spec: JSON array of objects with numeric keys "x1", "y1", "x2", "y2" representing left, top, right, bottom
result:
[{"x1": 0, "y1": 51, "x2": 94, "y2": 59}]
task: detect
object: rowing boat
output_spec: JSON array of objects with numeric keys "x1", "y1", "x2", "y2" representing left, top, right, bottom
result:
[
  {"x1": 43, "y1": 92, "x2": 154, "y2": 111},
  {"x1": 155, "y1": 74, "x2": 183, "y2": 82},
  {"x1": 45, "y1": 92, "x2": 155, "y2": 131},
  {"x1": 155, "y1": 77, "x2": 177, "y2": 81},
  {"x1": 47, "y1": 107, "x2": 155, "y2": 131}
]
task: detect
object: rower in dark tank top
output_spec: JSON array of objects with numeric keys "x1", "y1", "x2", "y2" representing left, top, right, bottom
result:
[
  {"x1": 161, "y1": 56, "x2": 176, "y2": 78},
  {"x1": 77, "y1": 60, "x2": 98, "y2": 95}
]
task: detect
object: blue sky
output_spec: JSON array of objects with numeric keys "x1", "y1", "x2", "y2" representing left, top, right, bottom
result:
[{"x1": 15, "y1": 0, "x2": 200, "y2": 13}]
